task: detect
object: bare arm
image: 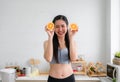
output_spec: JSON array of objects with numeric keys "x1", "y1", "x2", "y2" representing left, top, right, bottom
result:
[
  {"x1": 44, "y1": 38, "x2": 53, "y2": 62},
  {"x1": 69, "y1": 37, "x2": 78, "y2": 61},
  {"x1": 44, "y1": 25, "x2": 54, "y2": 62},
  {"x1": 69, "y1": 29, "x2": 78, "y2": 61}
]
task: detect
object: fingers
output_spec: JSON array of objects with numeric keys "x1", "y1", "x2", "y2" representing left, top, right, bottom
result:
[
  {"x1": 45, "y1": 25, "x2": 54, "y2": 37},
  {"x1": 69, "y1": 28, "x2": 78, "y2": 33},
  {"x1": 45, "y1": 25, "x2": 55, "y2": 32},
  {"x1": 68, "y1": 27, "x2": 78, "y2": 37},
  {"x1": 45, "y1": 25, "x2": 50, "y2": 31}
]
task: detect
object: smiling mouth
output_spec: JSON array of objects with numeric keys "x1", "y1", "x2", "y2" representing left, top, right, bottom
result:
[{"x1": 58, "y1": 32, "x2": 64, "y2": 35}]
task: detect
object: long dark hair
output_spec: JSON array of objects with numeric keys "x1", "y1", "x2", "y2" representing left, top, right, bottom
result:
[{"x1": 52, "y1": 15, "x2": 70, "y2": 63}]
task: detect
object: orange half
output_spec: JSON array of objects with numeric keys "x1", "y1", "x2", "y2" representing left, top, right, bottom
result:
[
  {"x1": 70, "y1": 23, "x2": 78, "y2": 30},
  {"x1": 47, "y1": 22, "x2": 54, "y2": 31}
]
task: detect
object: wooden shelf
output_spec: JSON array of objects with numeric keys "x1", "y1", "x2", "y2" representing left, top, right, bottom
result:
[
  {"x1": 40, "y1": 72, "x2": 48, "y2": 76},
  {"x1": 72, "y1": 60, "x2": 87, "y2": 75},
  {"x1": 74, "y1": 71, "x2": 86, "y2": 75},
  {"x1": 87, "y1": 62, "x2": 107, "y2": 77},
  {"x1": 88, "y1": 72, "x2": 106, "y2": 77},
  {"x1": 5, "y1": 66, "x2": 20, "y2": 69}
]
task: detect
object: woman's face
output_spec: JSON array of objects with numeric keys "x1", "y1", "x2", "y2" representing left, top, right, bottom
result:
[{"x1": 54, "y1": 20, "x2": 68, "y2": 38}]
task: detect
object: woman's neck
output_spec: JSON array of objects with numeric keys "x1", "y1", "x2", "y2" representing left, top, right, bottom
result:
[
  {"x1": 58, "y1": 37, "x2": 65, "y2": 43},
  {"x1": 58, "y1": 37, "x2": 66, "y2": 49}
]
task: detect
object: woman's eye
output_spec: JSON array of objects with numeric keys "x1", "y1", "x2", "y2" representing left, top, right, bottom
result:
[
  {"x1": 55, "y1": 26, "x2": 59, "y2": 28},
  {"x1": 55, "y1": 25, "x2": 65, "y2": 28},
  {"x1": 61, "y1": 25, "x2": 65, "y2": 27}
]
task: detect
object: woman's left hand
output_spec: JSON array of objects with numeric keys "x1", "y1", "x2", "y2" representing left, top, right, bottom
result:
[{"x1": 69, "y1": 28, "x2": 78, "y2": 38}]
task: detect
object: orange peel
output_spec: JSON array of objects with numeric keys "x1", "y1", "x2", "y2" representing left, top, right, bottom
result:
[
  {"x1": 70, "y1": 23, "x2": 78, "y2": 31},
  {"x1": 47, "y1": 22, "x2": 54, "y2": 31}
]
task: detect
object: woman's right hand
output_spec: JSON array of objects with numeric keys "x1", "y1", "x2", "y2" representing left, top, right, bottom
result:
[{"x1": 45, "y1": 25, "x2": 54, "y2": 38}]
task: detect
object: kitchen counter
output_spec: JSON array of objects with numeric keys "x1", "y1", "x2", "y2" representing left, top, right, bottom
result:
[
  {"x1": 16, "y1": 75, "x2": 100, "y2": 80},
  {"x1": 16, "y1": 75, "x2": 101, "y2": 82},
  {"x1": 0, "y1": 73, "x2": 106, "y2": 82}
]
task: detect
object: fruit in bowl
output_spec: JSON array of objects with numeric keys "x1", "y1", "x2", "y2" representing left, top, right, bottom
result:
[{"x1": 115, "y1": 51, "x2": 120, "y2": 58}]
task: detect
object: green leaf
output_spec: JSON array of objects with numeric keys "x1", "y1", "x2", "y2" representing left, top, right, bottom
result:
[{"x1": 112, "y1": 78, "x2": 116, "y2": 82}]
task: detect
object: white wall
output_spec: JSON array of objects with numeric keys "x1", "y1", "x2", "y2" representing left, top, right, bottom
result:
[
  {"x1": 119, "y1": 0, "x2": 120, "y2": 51},
  {"x1": 106, "y1": 0, "x2": 120, "y2": 63},
  {"x1": 110, "y1": 0, "x2": 120, "y2": 63},
  {"x1": 0, "y1": 0, "x2": 106, "y2": 72},
  {"x1": 105, "y1": 0, "x2": 111, "y2": 63}
]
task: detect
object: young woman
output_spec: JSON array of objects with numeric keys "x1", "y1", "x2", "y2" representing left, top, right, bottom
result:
[{"x1": 44, "y1": 15, "x2": 78, "y2": 82}]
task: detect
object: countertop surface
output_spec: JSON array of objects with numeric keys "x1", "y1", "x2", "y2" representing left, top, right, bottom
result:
[
  {"x1": 16, "y1": 75, "x2": 100, "y2": 80},
  {"x1": 0, "y1": 73, "x2": 107, "y2": 81}
]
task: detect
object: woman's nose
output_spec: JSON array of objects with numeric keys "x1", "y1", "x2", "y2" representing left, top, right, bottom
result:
[{"x1": 59, "y1": 27, "x2": 62, "y2": 31}]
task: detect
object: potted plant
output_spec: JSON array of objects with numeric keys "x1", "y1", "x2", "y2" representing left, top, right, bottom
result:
[{"x1": 113, "y1": 51, "x2": 120, "y2": 65}]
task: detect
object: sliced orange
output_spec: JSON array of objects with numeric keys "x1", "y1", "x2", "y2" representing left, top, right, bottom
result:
[
  {"x1": 47, "y1": 22, "x2": 54, "y2": 31},
  {"x1": 70, "y1": 23, "x2": 78, "y2": 31}
]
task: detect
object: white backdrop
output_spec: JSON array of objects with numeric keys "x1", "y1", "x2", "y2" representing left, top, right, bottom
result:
[{"x1": 0, "y1": 0, "x2": 107, "y2": 72}]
